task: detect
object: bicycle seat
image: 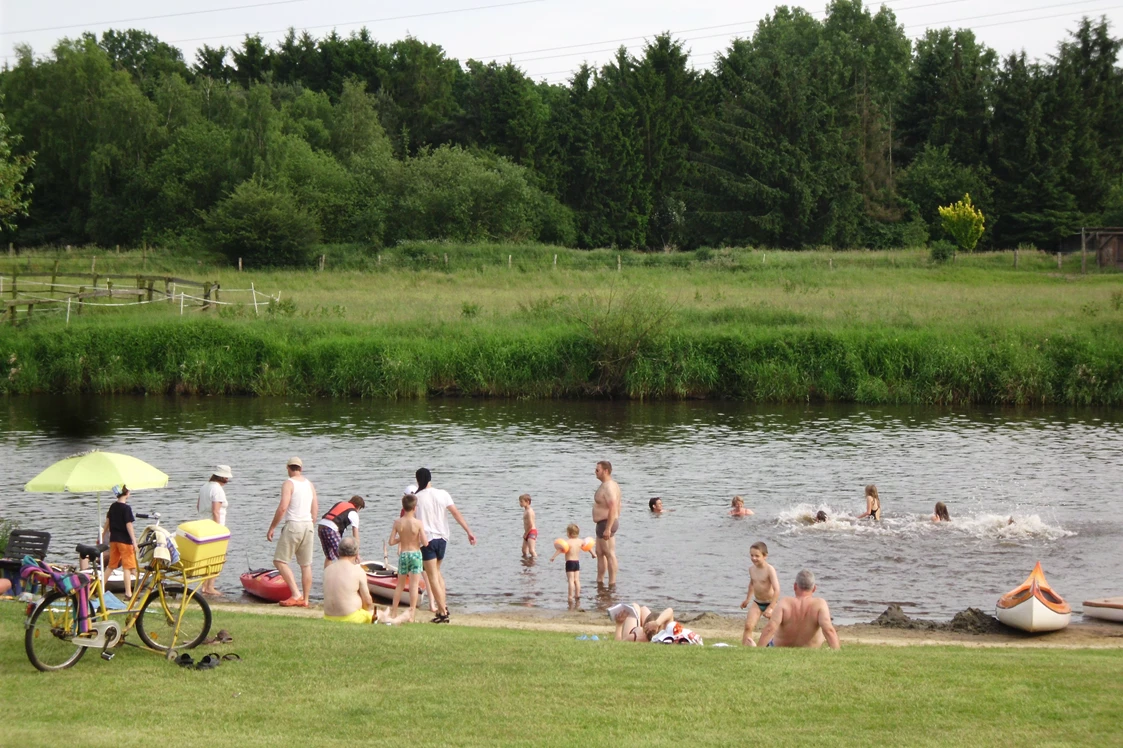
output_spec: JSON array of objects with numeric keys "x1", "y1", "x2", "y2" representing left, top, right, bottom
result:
[{"x1": 76, "y1": 543, "x2": 108, "y2": 560}]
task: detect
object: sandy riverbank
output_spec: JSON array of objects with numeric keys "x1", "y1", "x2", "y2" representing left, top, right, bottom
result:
[{"x1": 207, "y1": 601, "x2": 1123, "y2": 649}]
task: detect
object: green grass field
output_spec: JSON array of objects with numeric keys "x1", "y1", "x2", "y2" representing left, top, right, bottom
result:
[
  {"x1": 1, "y1": 603, "x2": 1121, "y2": 746},
  {"x1": 2, "y1": 244, "x2": 1122, "y2": 402}
]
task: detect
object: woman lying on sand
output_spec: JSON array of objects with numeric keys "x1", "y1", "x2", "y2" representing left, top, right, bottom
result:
[{"x1": 607, "y1": 603, "x2": 702, "y2": 644}]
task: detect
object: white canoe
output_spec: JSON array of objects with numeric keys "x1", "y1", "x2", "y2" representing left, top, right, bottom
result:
[
  {"x1": 995, "y1": 562, "x2": 1071, "y2": 633},
  {"x1": 1083, "y1": 597, "x2": 1123, "y2": 623}
]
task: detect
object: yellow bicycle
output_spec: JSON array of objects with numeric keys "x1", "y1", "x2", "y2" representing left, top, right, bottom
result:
[{"x1": 23, "y1": 513, "x2": 215, "y2": 671}]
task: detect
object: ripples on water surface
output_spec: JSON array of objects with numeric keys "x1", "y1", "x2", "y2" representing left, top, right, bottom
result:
[{"x1": 2, "y1": 397, "x2": 1120, "y2": 624}]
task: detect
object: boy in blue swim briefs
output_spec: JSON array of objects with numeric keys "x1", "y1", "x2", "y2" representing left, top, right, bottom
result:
[
  {"x1": 740, "y1": 541, "x2": 780, "y2": 646},
  {"x1": 388, "y1": 493, "x2": 428, "y2": 623}
]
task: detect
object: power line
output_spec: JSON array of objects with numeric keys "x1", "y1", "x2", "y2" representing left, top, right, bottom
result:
[
  {"x1": 0, "y1": 0, "x2": 319, "y2": 36},
  {"x1": 531, "y1": 2, "x2": 1119, "y2": 82},
  {"x1": 164, "y1": 0, "x2": 549, "y2": 46},
  {"x1": 476, "y1": 0, "x2": 978, "y2": 61}
]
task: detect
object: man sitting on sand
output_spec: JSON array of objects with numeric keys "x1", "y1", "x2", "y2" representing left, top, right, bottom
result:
[
  {"x1": 756, "y1": 569, "x2": 840, "y2": 650},
  {"x1": 322, "y1": 537, "x2": 374, "y2": 624}
]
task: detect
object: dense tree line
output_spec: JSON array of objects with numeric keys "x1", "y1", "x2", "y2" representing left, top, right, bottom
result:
[{"x1": 1, "y1": 1, "x2": 1121, "y2": 261}]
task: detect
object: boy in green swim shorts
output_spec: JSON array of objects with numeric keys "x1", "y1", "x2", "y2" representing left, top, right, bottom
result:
[{"x1": 388, "y1": 493, "x2": 429, "y2": 623}]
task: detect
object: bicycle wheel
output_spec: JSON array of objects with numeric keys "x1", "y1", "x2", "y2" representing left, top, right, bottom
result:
[
  {"x1": 25, "y1": 591, "x2": 88, "y2": 672},
  {"x1": 136, "y1": 584, "x2": 212, "y2": 651}
]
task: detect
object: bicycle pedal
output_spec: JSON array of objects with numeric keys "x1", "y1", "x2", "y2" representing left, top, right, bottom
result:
[{"x1": 100, "y1": 650, "x2": 115, "y2": 661}]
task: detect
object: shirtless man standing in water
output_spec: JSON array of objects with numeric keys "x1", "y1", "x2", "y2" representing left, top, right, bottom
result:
[
  {"x1": 757, "y1": 569, "x2": 840, "y2": 650},
  {"x1": 592, "y1": 460, "x2": 621, "y2": 587}
]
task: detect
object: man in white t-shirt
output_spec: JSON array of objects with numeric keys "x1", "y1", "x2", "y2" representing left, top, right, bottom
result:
[
  {"x1": 412, "y1": 468, "x2": 476, "y2": 623},
  {"x1": 267, "y1": 457, "x2": 318, "y2": 607},
  {"x1": 197, "y1": 464, "x2": 232, "y2": 595}
]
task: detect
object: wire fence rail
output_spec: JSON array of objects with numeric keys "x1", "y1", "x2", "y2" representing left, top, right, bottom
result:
[{"x1": 1, "y1": 272, "x2": 280, "y2": 326}]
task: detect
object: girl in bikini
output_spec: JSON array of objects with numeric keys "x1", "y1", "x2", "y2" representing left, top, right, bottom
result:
[{"x1": 858, "y1": 484, "x2": 881, "y2": 521}]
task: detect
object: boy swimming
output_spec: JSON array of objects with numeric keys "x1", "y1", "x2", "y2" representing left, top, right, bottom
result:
[
  {"x1": 519, "y1": 493, "x2": 537, "y2": 558},
  {"x1": 740, "y1": 541, "x2": 780, "y2": 646},
  {"x1": 550, "y1": 524, "x2": 594, "y2": 606},
  {"x1": 730, "y1": 496, "x2": 754, "y2": 517}
]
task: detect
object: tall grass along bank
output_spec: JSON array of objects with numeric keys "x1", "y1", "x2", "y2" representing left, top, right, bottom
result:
[{"x1": 2, "y1": 318, "x2": 1122, "y2": 405}]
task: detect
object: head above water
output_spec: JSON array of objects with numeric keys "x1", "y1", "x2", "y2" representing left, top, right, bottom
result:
[
  {"x1": 595, "y1": 460, "x2": 612, "y2": 479},
  {"x1": 934, "y1": 502, "x2": 950, "y2": 521},
  {"x1": 415, "y1": 468, "x2": 432, "y2": 490},
  {"x1": 648, "y1": 497, "x2": 662, "y2": 511},
  {"x1": 795, "y1": 569, "x2": 815, "y2": 591},
  {"x1": 338, "y1": 537, "x2": 359, "y2": 558},
  {"x1": 750, "y1": 541, "x2": 768, "y2": 558},
  {"x1": 519, "y1": 493, "x2": 532, "y2": 506},
  {"x1": 566, "y1": 523, "x2": 580, "y2": 538},
  {"x1": 402, "y1": 493, "x2": 417, "y2": 512},
  {"x1": 731, "y1": 496, "x2": 744, "y2": 508},
  {"x1": 815, "y1": 510, "x2": 828, "y2": 523},
  {"x1": 865, "y1": 484, "x2": 879, "y2": 500}
]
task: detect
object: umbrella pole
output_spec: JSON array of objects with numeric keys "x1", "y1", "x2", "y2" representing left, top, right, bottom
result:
[{"x1": 97, "y1": 490, "x2": 105, "y2": 580}]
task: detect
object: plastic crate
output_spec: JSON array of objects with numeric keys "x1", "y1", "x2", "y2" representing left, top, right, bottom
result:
[{"x1": 174, "y1": 554, "x2": 226, "y2": 580}]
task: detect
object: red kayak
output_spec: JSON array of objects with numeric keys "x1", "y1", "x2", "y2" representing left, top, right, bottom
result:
[
  {"x1": 362, "y1": 561, "x2": 427, "y2": 601},
  {"x1": 240, "y1": 568, "x2": 290, "y2": 602}
]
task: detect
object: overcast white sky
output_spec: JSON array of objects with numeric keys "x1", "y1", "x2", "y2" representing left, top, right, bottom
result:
[{"x1": 2, "y1": 0, "x2": 1121, "y2": 84}]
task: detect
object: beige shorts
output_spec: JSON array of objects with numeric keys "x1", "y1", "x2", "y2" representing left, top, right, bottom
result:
[{"x1": 275, "y1": 521, "x2": 314, "y2": 566}]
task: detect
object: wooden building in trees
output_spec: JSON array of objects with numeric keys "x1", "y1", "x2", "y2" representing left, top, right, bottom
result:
[{"x1": 1060, "y1": 228, "x2": 1123, "y2": 268}]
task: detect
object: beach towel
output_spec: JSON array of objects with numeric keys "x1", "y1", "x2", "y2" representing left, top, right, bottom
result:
[
  {"x1": 20, "y1": 556, "x2": 91, "y2": 633},
  {"x1": 138, "y1": 525, "x2": 180, "y2": 566}
]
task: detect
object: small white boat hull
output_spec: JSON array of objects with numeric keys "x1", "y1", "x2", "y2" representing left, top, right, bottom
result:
[
  {"x1": 996, "y1": 596, "x2": 1071, "y2": 632},
  {"x1": 1083, "y1": 598, "x2": 1123, "y2": 623}
]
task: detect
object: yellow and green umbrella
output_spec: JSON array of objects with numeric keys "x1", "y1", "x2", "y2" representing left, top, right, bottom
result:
[
  {"x1": 25, "y1": 450, "x2": 169, "y2": 493},
  {"x1": 25, "y1": 450, "x2": 170, "y2": 541}
]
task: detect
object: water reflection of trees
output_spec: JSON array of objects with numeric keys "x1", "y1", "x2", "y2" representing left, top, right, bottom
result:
[{"x1": 4, "y1": 396, "x2": 1119, "y2": 447}]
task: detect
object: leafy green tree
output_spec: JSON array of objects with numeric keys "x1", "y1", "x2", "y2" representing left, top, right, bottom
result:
[
  {"x1": 204, "y1": 178, "x2": 319, "y2": 266},
  {"x1": 899, "y1": 144, "x2": 993, "y2": 239},
  {"x1": 0, "y1": 104, "x2": 35, "y2": 231},
  {"x1": 98, "y1": 29, "x2": 190, "y2": 90}
]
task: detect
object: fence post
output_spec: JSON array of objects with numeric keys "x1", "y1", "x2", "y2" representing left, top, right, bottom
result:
[
  {"x1": 238, "y1": 257, "x2": 243, "y2": 272},
  {"x1": 213, "y1": 283, "x2": 220, "y2": 308},
  {"x1": 251, "y1": 282, "x2": 259, "y2": 315},
  {"x1": 7, "y1": 242, "x2": 12, "y2": 257},
  {"x1": 617, "y1": 255, "x2": 621, "y2": 272},
  {"x1": 203, "y1": 282, "x2": 212, "y2": 309},
  {"x1": 91, "y1": 256, "x2": 96, "y2": 274},
  {"x1": 66, "y1": 297, "x2": 71, "y2": 325},
  {"x1": 116, "y1": 244, "x2": 120, "y2": 255},
  {"x1": 180, "y1": 291, "x2": 185, "y2": 315},
  {"x1": 829, "y1": 257, "x2": 833, "y2": 270},
  {"x1": 10, "y1": 269, "x2": 16, "y2": 299},
  {"x1": 377, "y1": 254, "x2": 381, "y2": 267},
  {"x1": 508, "y1": 254, "x2": 512, "y2": 269},
  {"x1": 1081, "y1": 227, "x2": 1087, "y2": 274},
  {"x1": 51, "y1": 260, "x2": 59, "y2": 296},
  {"x1": 77, "y1": 287, "x2": 85, "y2": 315},
  {"x1": 444, "y1": 253, "x2": 448, "y2": 268},
  {"x1": 146, "y1": 280, "x2": 154, "y2": 302},
  {"x1": 1057, "y1": 252, "x2": 1062, "y2": 270},
  {"x1": 554, "y1": 254, "x2": 557, "y2": 267},
  {"x1": 1014, "y1": 248, "x2": 1019, "y2": 269},
  {"x1": 26, "y1": 302, "x2": 33, "y2": 322},
  {"x1": 106, "y1": 280, "x2": 113, "y2": 295}
]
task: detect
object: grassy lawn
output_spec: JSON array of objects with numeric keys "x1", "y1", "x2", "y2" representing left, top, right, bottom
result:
[
  {"x1": 2, "y1": 244, "x2": 1121, "y2": 335},
  {"x1": 1, "y1": 602, "x2": 1121, "y2": 746}
]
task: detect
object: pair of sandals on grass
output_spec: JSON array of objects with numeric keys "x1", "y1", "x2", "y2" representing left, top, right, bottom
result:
[
  {"x1": 174, "y1": 651, "x2": 241, "y2": 670},
  {"x1": 173, "y1": 628, "x2": 240, "y2": 670}
]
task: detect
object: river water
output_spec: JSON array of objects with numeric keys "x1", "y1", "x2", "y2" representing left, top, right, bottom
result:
[{"x1": 2, "y1": 396, "x2": 1120, "y2": 624}]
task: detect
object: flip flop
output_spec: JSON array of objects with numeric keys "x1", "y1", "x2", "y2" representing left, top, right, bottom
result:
[
  {"x1": 175, "y1": 653, "x2": 195, "y2": 668},
  {"x1": 220, "y1": 653, "x2": 242, "y2": 662},
  {"x1": 204, "y1": 629, "x2": 234, "y2": 645},
  {"x1": 195, "y1": 653, "x2": 221, "y2": 670}
]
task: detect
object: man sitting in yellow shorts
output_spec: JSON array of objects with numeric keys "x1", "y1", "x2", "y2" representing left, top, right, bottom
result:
[{"x1": 323, "y1": 537, "x2": 374, "y2": 623}]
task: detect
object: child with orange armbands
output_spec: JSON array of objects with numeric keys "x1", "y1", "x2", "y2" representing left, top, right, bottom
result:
[{"x1": 550, "y1": 525, "x2": 595, "y2": 606}]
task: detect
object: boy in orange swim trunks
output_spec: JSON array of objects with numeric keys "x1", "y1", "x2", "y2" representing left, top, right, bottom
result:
[
  {"x1": 519, "y1": 494, "x2": 538, "y2": 558},
  {"x1": 103, "y1": 485, "x2": 140, "y2": 598}
]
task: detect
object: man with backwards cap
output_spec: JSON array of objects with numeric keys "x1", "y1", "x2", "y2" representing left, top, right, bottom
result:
[
  {"x1": 411, "y1": 468, "x2": 476, "y2": 623},
  {"x1": 267, "y1": 456, "x2": 318, "y2": 607},
  {"x1": 198, "y1": 464, "x2": 232, "y2": 596}
]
